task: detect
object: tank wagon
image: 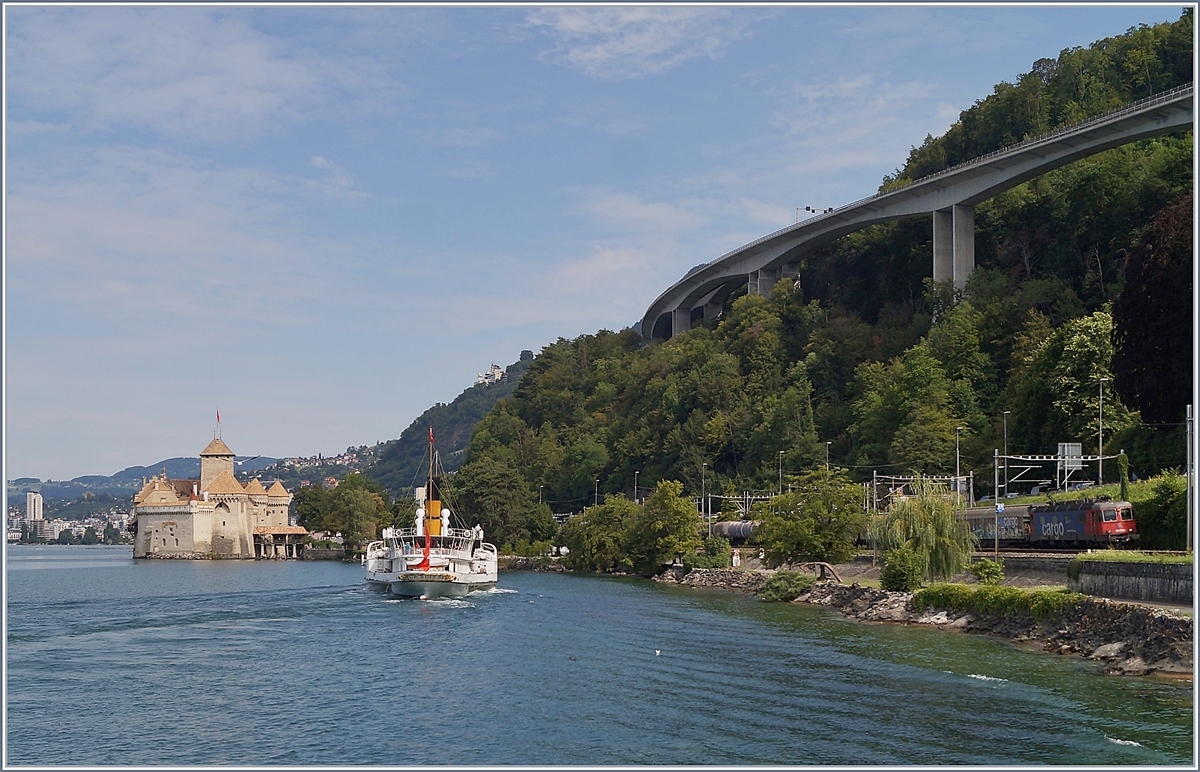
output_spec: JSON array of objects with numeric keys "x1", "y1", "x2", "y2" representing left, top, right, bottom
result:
[
  {"x1": 711, "y1": 520, "x2": 758, "y2": 543},
  {"x1": 960, "y1": 498, "x2": 1137, "y2": 548}
]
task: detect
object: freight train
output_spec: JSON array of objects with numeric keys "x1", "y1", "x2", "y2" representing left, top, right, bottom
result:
[{"x1": 961, "y1": 497, "x2": 1137, "y2": 548}]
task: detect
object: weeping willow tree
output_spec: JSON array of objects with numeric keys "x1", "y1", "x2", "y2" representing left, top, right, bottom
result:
[{"x1": 869, "y1": 477, "x2": 978, "y2": 581}]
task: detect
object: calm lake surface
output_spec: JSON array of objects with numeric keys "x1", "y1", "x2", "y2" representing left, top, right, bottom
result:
[{"x1": 4, "y1": 544, "x2": 1193, "y2": 765}]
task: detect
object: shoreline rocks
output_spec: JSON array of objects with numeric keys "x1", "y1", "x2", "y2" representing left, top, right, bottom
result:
[
  {"x1": 653, "y1": 567, "x2": 769, "y2": 592},
  {"x1": 797, "y1": 580, "x2": 1193, "y2": 676}
]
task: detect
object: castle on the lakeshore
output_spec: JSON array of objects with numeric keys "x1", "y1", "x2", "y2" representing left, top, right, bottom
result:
[{"x1": 130, "y1": 438, "x2": 306, "y2": 559}]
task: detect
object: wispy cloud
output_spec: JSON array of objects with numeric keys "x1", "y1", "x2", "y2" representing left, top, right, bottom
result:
[
  {"x1": 306, "y1": 155, "x2": 362, "y2": 196},
  {"x1": 574, "y1": 189, "x2": 704, "y2": 233},
  {"x1": 526, "y1": 7, "x2": 758, "y2": 80},
  {"x1": 6, "y1": 7, "x2": 399, "y2": 143}
]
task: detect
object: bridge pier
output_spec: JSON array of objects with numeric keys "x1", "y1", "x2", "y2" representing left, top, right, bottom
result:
[
  {"x1": 932, "y1": 204, "x2": 975, "y2": 289},
  {"x1": 747, "y1": 263, "x2": 799, "y2": 297},
  {"x1": 671, "y1": 306, "x2": 691, "y2": 337}
]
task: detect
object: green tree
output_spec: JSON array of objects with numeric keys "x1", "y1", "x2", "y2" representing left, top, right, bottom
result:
[
  {"x1": 292, "y1": 484, "x2": 331, "y2": 531},
  {"x1": 1112, "y1": 191, "x2": 1192, "y2": 424},
  {"x1": 560, "y1": 494, "x2": 638, "y2": 572},
  {"x1": 323, "y1": 474, "x2": 390, "y2": 548},
  {"x1": 625, "y1": 480, "x2": 702, "y2": 576},
  {"x1": 880, "y1": 547, "x2": 927, "y2": 591},
  {"x1": 1008, "y1": 309, "x2": 1134, "y2": 453},
  {"x1": 80, "y1": 527, "x2": 100, "y2": 545},
  {"x1": 753, "y1": 469, "x2": 865, "y2": 567},
  {"x1": 869, "y1": 477, "x2": 977, "y2": 581},
  {"x1": 103, "y1": 524, "x2": 122, "y2": 544},
  {"x1": 452, "y1": 454, "x2": 536, "y2": 548},
  {"x1": 1135, "y1": 471, "x2": 1187, "y2": 549},
  {"x1": 55, "y1": 529, "x2": 76, "y2": 545},
  {"x1": 330, "y1": 486, "x2": 387, "y2": 550}
]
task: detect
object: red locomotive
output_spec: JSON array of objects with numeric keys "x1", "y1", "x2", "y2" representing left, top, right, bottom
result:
[{"x1": 961, "y1": 497, "x2": 1137, "y2": 548}]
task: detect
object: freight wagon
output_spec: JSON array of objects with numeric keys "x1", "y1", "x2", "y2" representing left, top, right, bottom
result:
[{"x1": 960, "y1": 497, "x2": 1137, "y2": 548}]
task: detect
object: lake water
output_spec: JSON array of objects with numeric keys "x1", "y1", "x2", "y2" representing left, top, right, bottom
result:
[{"x1": 4, "y1": 545, "x2": 1193, "y2": 765}]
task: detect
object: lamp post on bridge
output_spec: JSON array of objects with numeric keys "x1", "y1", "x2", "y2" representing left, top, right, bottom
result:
[
  {"x1": 825, "y1": 441, "x2": 832, "y2": 471},
  {"x1": 702, "y1": 463, "x2": 709, "y2": 536},
  {"x1": 594, "y1": 479, "x2": 599, "y2": 508},
  {"x1": 778, "y1": 451, "x2": 784, "y2": 496},
  {"x1": 634, "y1": 470, "x2": 639, "y2": 505}
]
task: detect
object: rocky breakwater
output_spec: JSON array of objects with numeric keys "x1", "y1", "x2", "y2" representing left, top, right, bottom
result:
[
  {"x1": 140, "y1": 551, "x2": 215, "y2": 560},
  {"x1": 653, "y1": 567, "x2": 769, "y2": 592},
  {"x1": 798, "y1": 581, "x2": 1193, "y2": 676}
]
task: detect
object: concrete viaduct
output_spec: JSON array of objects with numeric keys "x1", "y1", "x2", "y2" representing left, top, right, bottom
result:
[{"x1": 642, "y1": 82, "x2": 1193, "y2": 343}]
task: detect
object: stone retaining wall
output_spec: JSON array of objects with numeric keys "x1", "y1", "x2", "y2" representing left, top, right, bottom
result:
[
  {"x1": 997, "y1": 555, "x2": 1073, "y2": 574},
  {"x1": 1069, "y1": 560, "x2": 1193, "y2": 604},
  {"x1": 300, "y1": 548, "x2": 347, "y2": 561}
]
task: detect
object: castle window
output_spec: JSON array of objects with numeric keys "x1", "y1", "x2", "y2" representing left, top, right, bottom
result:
[{"x1": 175, "y1": 538, "x2": 179, "y2": 546}]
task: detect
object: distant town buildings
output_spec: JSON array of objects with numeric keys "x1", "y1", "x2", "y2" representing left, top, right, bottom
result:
[
  {"x1": 477, "y1": 363, "x2": 507, "y2": 386},
  {"x1": 276, "y1": 444, "x2": 380, "y2": 473},
  {"x1": 130, "y1": 437, "x2": 305, "y2": 559}
]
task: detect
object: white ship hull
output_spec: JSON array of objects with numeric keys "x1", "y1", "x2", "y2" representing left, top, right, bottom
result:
[
  {"x1": 364, "y1": 526, "x2": 498, "y2": 600},
  {"x1": 388, "y1": 572, "x2": 497, "y2": 598}
]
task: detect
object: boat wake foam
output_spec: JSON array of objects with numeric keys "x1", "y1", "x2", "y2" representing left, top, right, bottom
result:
[
  {"x1": 1106, "y1": 737, "x2": 1143, "y2": 747},
  {"x1": 967, "y1": 674, "x2": 1008, "y2": 683}
]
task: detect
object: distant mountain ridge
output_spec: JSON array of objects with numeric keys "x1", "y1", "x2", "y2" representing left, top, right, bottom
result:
[{"x1": 9, "y1": 456, "x2": 279, "y2": 501}]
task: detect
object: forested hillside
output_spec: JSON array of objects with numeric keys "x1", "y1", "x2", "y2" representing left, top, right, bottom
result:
[
  {"x1": 365, "y1": 352, "x2": 534, "y2": 495},
  {"x1": 449, "y1": 13, "x2": 1193, "y2": 548}
]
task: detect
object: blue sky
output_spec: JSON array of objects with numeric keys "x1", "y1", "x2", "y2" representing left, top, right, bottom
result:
[{"x1": 4, "y1": 3, "x2": 1185, "y2": 481}]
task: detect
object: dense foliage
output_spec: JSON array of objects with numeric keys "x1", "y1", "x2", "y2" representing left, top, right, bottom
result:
[
  {"x1": 752, "y1": 469, "x2": 866, "y2": 567},
  {"x1": 869, "y1": 478, "x2": 978, "y2": 582},
  {"x1": 440, "y1": 16, "x2": 1190, "y2": 552},
  {"x1": 879, "y1": 547, "x2": 926, "y2": 592},
  {"x1": 758, "y1": 571, "x2": 817, "y2": 602},
  {"x1": 1112, "y1": 192, "x2": 1193, "y2": 424},
  {"x1": 557, "y1": 482, "x2": 704, "y2": 576},
  {"x1": 970, "y1": 558, "x2": 1006, "y2": 586},
  {"x1": 292, "y1": 473, "x2": 391, "y2": 549}
]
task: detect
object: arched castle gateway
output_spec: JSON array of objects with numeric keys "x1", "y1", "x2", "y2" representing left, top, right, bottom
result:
[{"x1": 130, "y1": 438, "x2": 306, "y2": 559}]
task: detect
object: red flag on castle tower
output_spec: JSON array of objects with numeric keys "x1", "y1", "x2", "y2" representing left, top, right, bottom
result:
[{"x1": 216, "y1": 408, "x2": 221, "y2": 424}]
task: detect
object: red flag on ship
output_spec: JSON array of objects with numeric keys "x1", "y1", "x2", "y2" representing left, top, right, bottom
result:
[{"x1": 429, "y1": 427, "x2": 434, "y2": 443}]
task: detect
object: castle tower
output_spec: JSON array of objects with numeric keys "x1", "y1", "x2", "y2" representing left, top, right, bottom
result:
[{"x1": 200, "y1": 437, "x2": 235, "y2": 491}]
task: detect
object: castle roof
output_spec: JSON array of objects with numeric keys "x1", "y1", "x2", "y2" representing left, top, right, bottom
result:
[
  {"x1": 266, "y1": 480, "x2": 289, "y2": 498},
  {"x1": 135, "y1": 477, "x2": 196, "y2": 505},
  {"x1": 204, "y1": 469, "x2": 246, "y2": 495},
  {"x1": 244, "y1": 478, "x2": 267, "y2": 495},
  {"x1": 200, "y1": 437, "x2": 235, "y2": 457}
]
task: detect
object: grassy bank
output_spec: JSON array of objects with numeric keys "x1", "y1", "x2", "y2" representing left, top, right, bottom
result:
[{"x1": 913, "y1": 584, "x2": 1088, "y2": 621}]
